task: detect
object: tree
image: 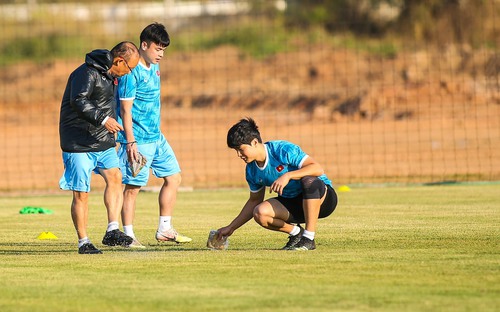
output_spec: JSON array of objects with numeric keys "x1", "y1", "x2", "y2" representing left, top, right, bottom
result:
[{"x1": 284, "y1": 0, "x2": 497, "y2": 46}]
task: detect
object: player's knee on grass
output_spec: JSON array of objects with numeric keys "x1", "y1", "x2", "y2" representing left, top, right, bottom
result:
[{"x1": 301, "y1": 176, "x2": 326, "y2": 200}]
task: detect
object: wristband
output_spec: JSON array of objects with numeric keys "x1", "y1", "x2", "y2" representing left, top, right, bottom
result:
[{"x1": 126, "y1": 141, "x2": 137, "y2": 145}]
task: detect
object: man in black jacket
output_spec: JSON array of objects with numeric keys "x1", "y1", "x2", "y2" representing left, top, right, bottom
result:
[{"x1": 59, "y1": 41, "x2": 140, "y2": 254}]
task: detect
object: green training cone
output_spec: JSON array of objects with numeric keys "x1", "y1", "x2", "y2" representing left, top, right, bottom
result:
[{"x1": 20, "y1": 206, "x2": 54, "y2": 214}]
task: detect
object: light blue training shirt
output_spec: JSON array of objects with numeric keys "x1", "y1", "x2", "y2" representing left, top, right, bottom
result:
[
  {"x1": 246, "y1": 140, "x2": 332, "y2": 198},
  {"x1": 116, "y1": 62, "x2": 162, "y2": 144}
]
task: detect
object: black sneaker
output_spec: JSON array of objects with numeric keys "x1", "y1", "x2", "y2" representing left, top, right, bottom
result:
[
  {"x1": 293, "y1": 236, "x2": 316, "y2": 250},
  {"x1": 78, "y1": 242, "x2": 102, "y2": 254},
  {"x1": 102, "y1": 229, "x2": 134, "y2": 247},
  {"x1": 281, "y1": 225, "x2": 304, "y2": 250}
]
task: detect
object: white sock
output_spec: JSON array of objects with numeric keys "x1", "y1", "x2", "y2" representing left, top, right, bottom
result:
[
  {"x1": 123, "y1": 225, "x2": 135, "y2": 239},
  {"x1": 289, "y1": 225, "x2": 301, "y2": 236},
  {"x1": 107, "y1": 221, "x2": 119, "y2": 232},
  {"x1": 158, "y1": 216, "x2": 172, "y2": 232},
  {"x1": 78, "y1": 237, "x2": 90, "y2": 248},
  {"x1": 303, "y1": 230, "x2": 315, "y2": 240}
]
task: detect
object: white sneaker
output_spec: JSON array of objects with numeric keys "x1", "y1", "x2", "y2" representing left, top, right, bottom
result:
[
  {"x1": 126, "y1": 238, "x2": 146, "y2": 249},
  {"x1": 155, "y1": 228, "x2": 192, "y2": 243}
]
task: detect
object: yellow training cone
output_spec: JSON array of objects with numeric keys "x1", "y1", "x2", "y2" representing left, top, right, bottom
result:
[
  {"x1": 337, "y1": 185, "x2": 351, "y2": 192},
  {"x1": 37, "y1": 232, "x2": 58, "y2": 240}
]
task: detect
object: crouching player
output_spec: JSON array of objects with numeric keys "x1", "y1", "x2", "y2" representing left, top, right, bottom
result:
[{"x1": 217, "y1": 118, "x2": 338, "y2": 250}]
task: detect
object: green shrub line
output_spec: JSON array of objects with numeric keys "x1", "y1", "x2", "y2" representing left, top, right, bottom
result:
[
  {"x1": 0, "y1": 25, "x2": 403, "y2": 67},
  {"x1": 1, "y1": 1, "x2": 498, "y2": 66}
]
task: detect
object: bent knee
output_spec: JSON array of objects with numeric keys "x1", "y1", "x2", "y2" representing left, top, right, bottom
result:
[
  {"x1": 73, "y1": 191, "x2": 89, "y2": 202},
  {"x1": 124, "y1": 185, "x2": 141, "y2": 196},
  {"x1": 164, "y1": 173, "x2": 182, "y2": 186},
  {"x1": 253, "y1": 203, "x2": 272, "y2": 224},
  {"x1": 106, "y1": 168, "x2": 123, "y2": 185},
  {"x1": 301, "y1": 176, "x2": 326, "y2": 199}
]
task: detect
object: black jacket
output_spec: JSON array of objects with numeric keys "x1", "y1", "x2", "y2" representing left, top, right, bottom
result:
[{"x1": 59, "y1": 49, "x2": 118, "y2": 152}]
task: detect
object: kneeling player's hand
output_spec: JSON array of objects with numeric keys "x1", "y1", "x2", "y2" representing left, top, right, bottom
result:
[{"x1": 217, "y1": 226, "x2": 233, "y2": 239}]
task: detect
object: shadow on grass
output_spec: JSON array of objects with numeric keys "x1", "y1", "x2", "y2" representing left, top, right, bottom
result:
[
  {"x1": 0, "y1": 242, "x2": 282, "y2": 254},
  {"x1": 0, "y1": 242, "x2": 76, "y2": 254}
]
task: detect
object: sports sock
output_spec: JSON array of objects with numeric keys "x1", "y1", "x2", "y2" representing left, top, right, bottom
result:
[
  {"x1": 289, "y1": 225, "x2": 301, "y2": 236},
  {"x1": 106, "y1": 221, "x2": 119, "y2": 232},
  {"x1": 123, "y1": 225, "x2": 135, "y2": 239},
  {"x1": 158, "y1": 216, "x2": 172, "y2": 232},
  {"x1": 78, "y1": 237, "x2": 90, "y2": 248},
  {"x1": 303, "y1": 230, "x2": 315, "y2": 240}
]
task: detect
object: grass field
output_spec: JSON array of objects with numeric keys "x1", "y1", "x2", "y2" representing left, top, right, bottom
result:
[{"x1": 0, "y1": 184, "x2": 499, "y2": 312}]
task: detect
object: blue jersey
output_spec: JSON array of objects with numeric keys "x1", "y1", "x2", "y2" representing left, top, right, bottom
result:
[
  {"x1": 116, "y1": 62, "x2": 162, "y2": 144},
  {"x1": 246, "y1": 140, "x2": 332, "y2": 198}
]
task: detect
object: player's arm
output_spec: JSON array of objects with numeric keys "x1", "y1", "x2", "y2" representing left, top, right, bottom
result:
[
  {"x1": 270, "y1": 156, "x2": 324, "y2": 195},
  {"x1": 120, "y1": 99, "x2": 138, "y2": 162},
  {"x1": 217, "y1": 188, "x2": 265, "y2": 238}
]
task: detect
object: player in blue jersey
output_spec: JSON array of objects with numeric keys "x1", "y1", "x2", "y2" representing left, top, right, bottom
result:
[
  {"x1": 116, "y1": 23, "x2": 191, "y2": 248},
  {"x1": 217, "y1": 118, "x2": 338, "y2": 250}
]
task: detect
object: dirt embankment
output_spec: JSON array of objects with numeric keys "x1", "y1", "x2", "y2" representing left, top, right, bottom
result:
[
  {"x1": 1, "y1": 45, "x2": 499, "y2": 119},
  {"x1": 0, "y1": 45, "x2": 499, "y2": 191}
]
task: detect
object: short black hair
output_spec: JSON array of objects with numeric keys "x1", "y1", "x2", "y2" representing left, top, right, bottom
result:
[
  {"x1": 227, "y1": 118, "x2": 262, "y2": 148},
  {"x1": 140, "y1": 22, "x2": 170, "y2": 48}
]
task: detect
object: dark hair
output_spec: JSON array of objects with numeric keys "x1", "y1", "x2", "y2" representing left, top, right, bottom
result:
[
  {"x1": 110, "y1": 41, "x2": 139, "y2": 62},
  {"x1": 227, "y1": 118, "x2": 262, "y2": 148},
  {"x1": 140, "y1": 22, "x2": 170, "y2": 48}
]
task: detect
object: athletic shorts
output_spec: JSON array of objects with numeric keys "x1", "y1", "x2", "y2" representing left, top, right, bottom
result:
[
  {"x1": 118, "y1": 133, "x2": 181, "y2": 186},
  {"x1": 59, "y1": 147, "x2": 120, "y2": 192},
  {"x1": 275, "y1": 185, "x2": 338, "y2": 224}
]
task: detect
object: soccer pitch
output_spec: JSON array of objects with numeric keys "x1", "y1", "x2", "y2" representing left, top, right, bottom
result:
[{"x1": 0, "y1": 184, "x2": 498, "y2": 311}]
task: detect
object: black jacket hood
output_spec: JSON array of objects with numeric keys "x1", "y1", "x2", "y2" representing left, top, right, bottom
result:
[{"x1": 85, "y1": 49, "x2": 113, "y2": 79}]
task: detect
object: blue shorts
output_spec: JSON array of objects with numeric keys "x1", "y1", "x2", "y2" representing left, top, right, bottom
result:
[
  {"x1": 59, "y1": 147, "x2": 120, "y2": 192},
  {"x1": 118, "y1": 133, "x2": 181, "y2": 186}
]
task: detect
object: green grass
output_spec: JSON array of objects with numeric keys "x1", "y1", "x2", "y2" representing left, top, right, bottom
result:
[
  {"x1": 0, "y1": 185, "x2": 499, "y2": 311},
  {"x1": 182, "y1": 25, "x2": 292, "y2": 59}
]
